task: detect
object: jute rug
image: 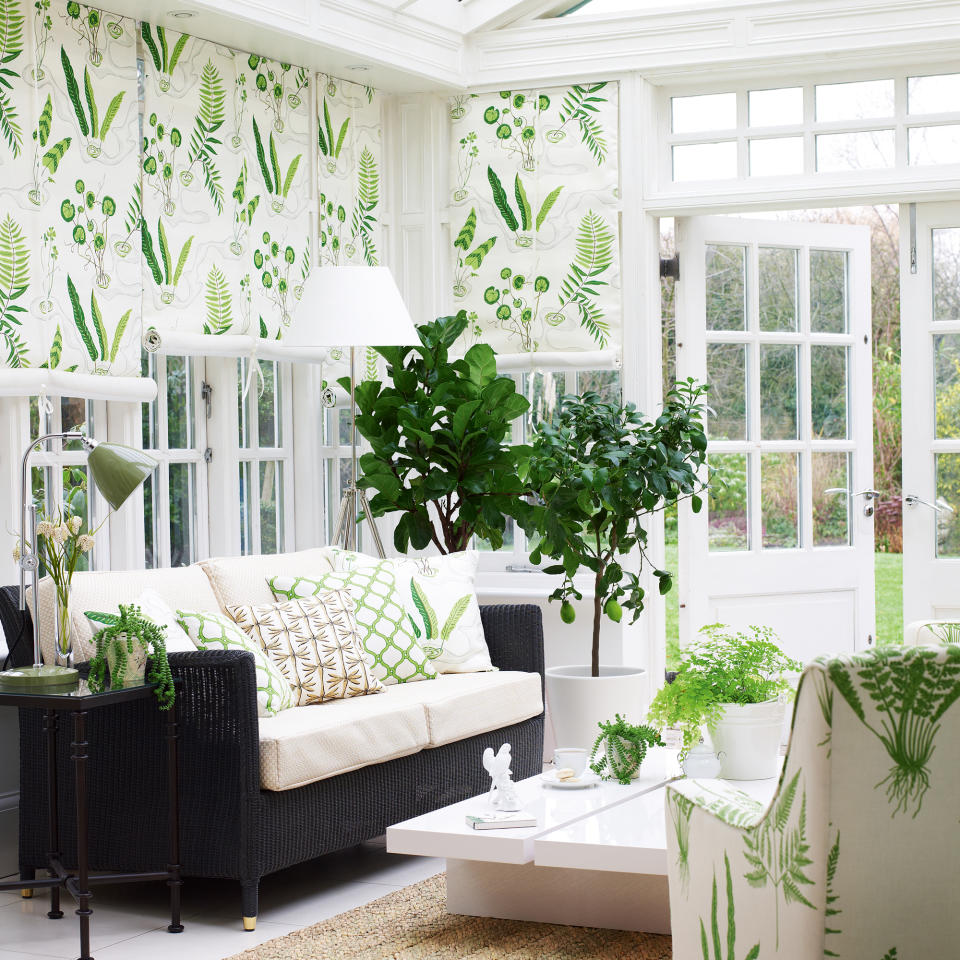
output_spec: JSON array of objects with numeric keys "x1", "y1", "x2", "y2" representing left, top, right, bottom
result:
[{"x1": 226, "y1": 873, "x2": 672, "y2": 960}]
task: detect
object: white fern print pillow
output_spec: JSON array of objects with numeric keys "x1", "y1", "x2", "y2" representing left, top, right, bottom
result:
[
  {"x1": 176, "y1": 609, "x2": 296, "y2": 717},
  {"x1": 328, "y1": 548, "x2": 492, "y2": 674}
]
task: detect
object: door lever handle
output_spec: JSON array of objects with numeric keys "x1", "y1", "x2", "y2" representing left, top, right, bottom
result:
[
  {"x1": 904, "y1": 494, "x2": 955, "y2": 514},
  {"x1": 825, "y1": 489, "x2": 880, "y2": 516}
]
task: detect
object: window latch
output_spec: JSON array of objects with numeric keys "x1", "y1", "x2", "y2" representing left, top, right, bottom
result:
[
  {"x1": 204, "y1": 448, "x2": 213, "y2": 464},
  {"x1": 201, "y1": 381, "x2": 213, "y2": 419}
]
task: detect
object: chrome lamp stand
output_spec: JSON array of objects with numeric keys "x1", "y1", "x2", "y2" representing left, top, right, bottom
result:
[{"x1": 331, "y1": 346, "x2": 386, "y2": 558}]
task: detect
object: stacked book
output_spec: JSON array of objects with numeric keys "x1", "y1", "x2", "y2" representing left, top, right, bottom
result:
[{"x1": 465, "y1": 810, "x2": 537, "y2": 830}]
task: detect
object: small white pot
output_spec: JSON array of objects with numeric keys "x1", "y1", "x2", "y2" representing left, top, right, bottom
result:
[
  {"x1": 709, "y1": 700, "x2": 785, "y2": 780},
  {"x1": 545, "y1": 665, "x2": 647, "y2": 752}
]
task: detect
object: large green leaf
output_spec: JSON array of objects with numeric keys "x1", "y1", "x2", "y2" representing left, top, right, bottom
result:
[
  {"x1": 514, "y1": 174, "x2": 531, "y2": 232},
  {"x1": 66, "y1": 276, "x2": 96, "y2": 362},
  {"x1": 41, "y1": 137, "x2": 71, "y2": 175},
  {"x1": 36, "y1": 94, "x2": 52, "y2": 147},
  {"x1": 486, "y1": 166, "x2": 517, "y2": 232},
  {"x1": 109, "y1": 309, "x2": 131, "y2": 363},
  {"x1": 90, "y1": 290, "x2": 107, "y2": 359},
  {"x1": 60, "y1": 47, "x2": 87, "y2": 137},
  {"x1": 454, "y1": 208, "x2": 476, "y2": 252},
  {"x1": 83, "y1": 66, "x2": 98, "y2": 141},
  {"x1": 252, "y1": 117, "x2": 272, "y2": 193},
  {"x1": 464, "y1": 236, "x2": 495, "y2": 269},
  {"x1": 536, "y1": 185, "x2": 563, "y2": 230}
]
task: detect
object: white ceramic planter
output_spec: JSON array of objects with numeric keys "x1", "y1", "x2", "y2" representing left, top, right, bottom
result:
[
  {"x1": 545, "y1": 665, "x2": 647, "y2": 751},
  {"x1": 709, "y1": 699, "x2": 785, "y2": 780}
]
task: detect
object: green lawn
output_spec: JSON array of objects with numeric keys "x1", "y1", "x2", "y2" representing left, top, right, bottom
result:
[{"x1": 663, "y1": 542, "x2": 903, "y2": 669}]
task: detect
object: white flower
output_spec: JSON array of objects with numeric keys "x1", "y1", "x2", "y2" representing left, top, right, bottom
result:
[
  {"x1": 12, "y1": 543, "x2": 20, "y2": 563},
  {"x1": 68, "y1": 515, "x2": 83, "y2": 535},
  {"x1": 36, "y1": 520, "x2": 55, "y2": 539},
  {"x1": 77, "y1": 534, "x2": 95, "y2": 553},
  {"x1": 53, "y1": 524, "x2": 69, "y2": 546}
]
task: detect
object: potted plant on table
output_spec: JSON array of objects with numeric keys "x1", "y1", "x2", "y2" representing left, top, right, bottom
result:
[
  {"x1": 647, "y1": 623, "x2": 800, "y2": 780},
  {"x1": 347, "y1": 310, "x2": 531, "y2": 553},
  {"x1": 589, "y1": 714, "x2": 665, "y2": 784},
  {"x1": 526, "y1": 382, "x2": 709, "y2": 750},
  {"x1": 86, "y1": 604, "x2": 175, "y2": 708}
]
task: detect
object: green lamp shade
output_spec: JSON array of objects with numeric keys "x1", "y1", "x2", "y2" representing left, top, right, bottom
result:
[{"x1": 87, "y1": 442, "x2": 158, "y2": 510}]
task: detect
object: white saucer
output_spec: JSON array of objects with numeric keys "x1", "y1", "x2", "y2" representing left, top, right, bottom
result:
[{"x1": 540, "y1": 769, "x2": 600, "y2": 789}]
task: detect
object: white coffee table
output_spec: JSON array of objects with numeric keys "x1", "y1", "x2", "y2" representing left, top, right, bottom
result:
[{"x1": 386, "y1": 748, "x2": 778, "y2": 934}]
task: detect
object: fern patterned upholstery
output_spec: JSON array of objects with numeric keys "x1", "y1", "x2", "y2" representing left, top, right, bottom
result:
[{"x1": 666, "y1": 645, "x2": 960, "y2": 960}]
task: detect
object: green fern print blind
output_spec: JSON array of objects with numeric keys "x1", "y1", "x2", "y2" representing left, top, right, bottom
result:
[
  {"x1": 0, "y1": 0, "x2": 142, "y2": 376},
  {"x1": 448, "y1": 84, "x2": 621, "y2": 359},
  {"x1": 141, "y1": 27, "x2": 312, "y2": 342}
]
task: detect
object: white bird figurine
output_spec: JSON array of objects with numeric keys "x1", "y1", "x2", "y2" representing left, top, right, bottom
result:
[{"x1": 483, "y1": 743, "x2": 521, "y2": 810}]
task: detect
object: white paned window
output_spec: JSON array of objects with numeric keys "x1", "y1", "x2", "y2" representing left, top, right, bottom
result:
[
  {"x1": 660, "y1": 69, "x2": 960, "y2": 188},
  {"x1": 28, "y1": 396, "x2": 106, "y2": 571},
  {"x1": 142, "y1": 353, "x2": 208, "y2": 568},
  {"x1": 237, "y1": 358, "x2": 294, "y2": 555}
]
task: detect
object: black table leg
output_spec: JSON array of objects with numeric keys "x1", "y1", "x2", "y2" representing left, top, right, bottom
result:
[
  {"x1": 44, "y1": 709, "x2": 63, "y2": 920},
  {"x1": 71, "y1": 710, "x2": 93, "y2": 960},
  {"x1": 165, "y1": 698, "x2": 183, "y2": 934}
]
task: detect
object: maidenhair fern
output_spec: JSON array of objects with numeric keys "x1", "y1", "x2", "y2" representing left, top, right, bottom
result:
[
  {"x1": 0, "y1": 213, "x2": 28, "y2": 366},
  {"x1": 0, "y1": 0, "x2": 24, "y2": 158},
  {"x1": 553, "y1": 210, "x2": 614, "y2": 346},
  {"x1": 204, "y1": 265, "x2": 233, "y2": 335},
  {"x1": 352, "y1": 147, "x2": 379, "y2": 265},
  {"x1": 186, "y1": 59, "x2": 226, "y2": 213}
]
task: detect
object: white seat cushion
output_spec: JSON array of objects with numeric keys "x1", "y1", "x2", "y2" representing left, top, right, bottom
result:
[
  {"x1": 199, "y1": 548, "x2": 334, "y2": 612},
  {"x1": 378, "y1": 671, "x2": 543, "y2": 747},
  {"x1": 258, "y1": 694, "x2": 430, "y2": 790},
  {"x1": 256, "y1": 670, "x2": 543, "y2": 790},
  {"x1": 28, "y1": 567, "x2": 221, "y2": 665}
]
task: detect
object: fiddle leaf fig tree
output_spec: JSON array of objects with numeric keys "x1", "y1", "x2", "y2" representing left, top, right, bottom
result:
[
  {"x1": 527, "y1": 380, "x2": 709, "y2": 677},
  {"x1": 344, "y1": 311, "x2": 531, "y2": 554}
]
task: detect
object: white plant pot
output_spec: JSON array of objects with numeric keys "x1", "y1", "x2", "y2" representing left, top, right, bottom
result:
[
  {"x1": 709, "y1": 700, "x2": 785, "y2": 780},
  {"x1": 545, "y1": 665, "x2": 647, "y2": 751}
]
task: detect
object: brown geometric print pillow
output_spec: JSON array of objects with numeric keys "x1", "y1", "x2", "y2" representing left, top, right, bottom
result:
[{"x1": 228, "y1": 592, "x2": 382, "y2": 705}]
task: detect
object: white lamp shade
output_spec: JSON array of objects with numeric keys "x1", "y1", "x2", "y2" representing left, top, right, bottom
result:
[{"x1": 284, "y1": 266, "x2": 418, "y2": 348}]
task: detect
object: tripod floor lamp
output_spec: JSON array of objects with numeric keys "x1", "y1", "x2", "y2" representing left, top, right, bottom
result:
[
  {"x1": 0, "y1": 435, "x2": 157, "y2": 692},
  {"x1": 285, "y1": 266, "x2": 418, "y2": 557}
]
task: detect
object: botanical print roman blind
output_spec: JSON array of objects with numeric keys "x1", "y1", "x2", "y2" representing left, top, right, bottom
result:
[
  {"x1": 448, "y1": 83, "x2": 620, "y2": 364},
  {"x1": 0, "y1": 0, "x2": 143, "y2": 388},
  {"x1": 141, "y1": 27, "x2": 312, "y2": 346}
]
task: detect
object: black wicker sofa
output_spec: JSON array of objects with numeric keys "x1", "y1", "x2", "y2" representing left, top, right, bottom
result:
[{"x1": 0, "y1": 586, "x2": 544, "y2": 928}]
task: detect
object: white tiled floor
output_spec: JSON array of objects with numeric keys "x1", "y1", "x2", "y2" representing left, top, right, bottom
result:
[{"x1": 0, "y1": 841, "x2": 444, "y2": 960}]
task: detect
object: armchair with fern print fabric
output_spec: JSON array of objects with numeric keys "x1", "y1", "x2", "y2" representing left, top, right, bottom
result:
[{"x1": 665, "y1": 645, "x2": 960, "y2": 960}]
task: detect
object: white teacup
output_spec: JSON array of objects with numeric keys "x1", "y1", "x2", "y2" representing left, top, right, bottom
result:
[{"x1": 553, "y1": 747, "x2": 588, "y2": 777}]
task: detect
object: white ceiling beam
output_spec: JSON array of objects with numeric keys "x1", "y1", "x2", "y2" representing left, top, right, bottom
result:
[
  {"x1": 462, "y1": 0, "x2": 563, "y2": 33},
  {"x1": 113, "y1": 0, "x2": 466, "y2": 92},
  {"x1": 465, "y1": 0, "x2": 960, "y2": 89}
]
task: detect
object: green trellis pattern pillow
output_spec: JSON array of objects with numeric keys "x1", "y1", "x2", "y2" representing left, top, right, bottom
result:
[
  {"x1": 176, "y1": 609, "x2": 296, "y2": 717},
  {"x1": 269, "y1": 570, "x2": 437, "y2": 685}
]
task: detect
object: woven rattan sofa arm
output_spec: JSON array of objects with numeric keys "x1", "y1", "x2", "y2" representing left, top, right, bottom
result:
[
  {"x1": 479, "y1": 604, "x2": 544, "y2": 693},
  {"x1": 167, "y1": 648, "x2": 262, "y2": 795}
]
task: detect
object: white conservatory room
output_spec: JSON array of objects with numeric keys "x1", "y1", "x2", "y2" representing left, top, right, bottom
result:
[{"x1": 0, "y1": 0, "x2": 957, "y2": 958}]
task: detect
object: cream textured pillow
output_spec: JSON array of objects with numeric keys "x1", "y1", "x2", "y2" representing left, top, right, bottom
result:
[
  {"x1": 328, "y1": 548, "x2": 492, "y2": 674},
  {"x1": 176, "y1": 609, "x2": 296, "y2": 717},
  {"x1": 228, "y1": 593, "x2": 382, "y2": 706}
]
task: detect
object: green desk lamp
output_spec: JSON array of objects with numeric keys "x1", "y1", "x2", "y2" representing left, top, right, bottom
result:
[{"x1": 0, "y1": 434, "x2": 157, "y2": 692}]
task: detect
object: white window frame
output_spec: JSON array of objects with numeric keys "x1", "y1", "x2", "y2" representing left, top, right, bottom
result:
[
  {"x1": 141, "y1": 352, "x2": 209, "y2": 568},
  {"x1": 236, "y1": 357, "x2": 296, "y2": 556},
  {"x1": 28, "y1": 395, "x2": 110, "y2": 572},
  {"x1": 650, "y1": 60, "x2": 960, "y2": 207}
]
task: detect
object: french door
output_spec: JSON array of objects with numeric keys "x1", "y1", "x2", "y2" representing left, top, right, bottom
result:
[
  {"x1": 676, "y1": 216, "x2": 875, "y2": 663},
  {"x1": 901, "y1": 203, "x2": 960, "y2": 624}
]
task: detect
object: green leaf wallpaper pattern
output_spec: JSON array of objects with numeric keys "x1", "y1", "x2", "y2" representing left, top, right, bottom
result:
[
  {"x1": 448, "y1": 83, "x2": 620, "y2": 357},
  {"x1": 0, "y1": 0, "x2": 141, "y2": 376},
  {"x1": 142, "y1": 32, "x2": 313, "y2": 342}
]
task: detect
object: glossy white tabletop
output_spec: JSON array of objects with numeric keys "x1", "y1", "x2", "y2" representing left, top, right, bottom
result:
[
  {"x1": 386, "y1": 747, "x2": 678, "y2": 865},
  {"x1": 534, "y1": 770, "x2": 781, "y2": 876}
]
